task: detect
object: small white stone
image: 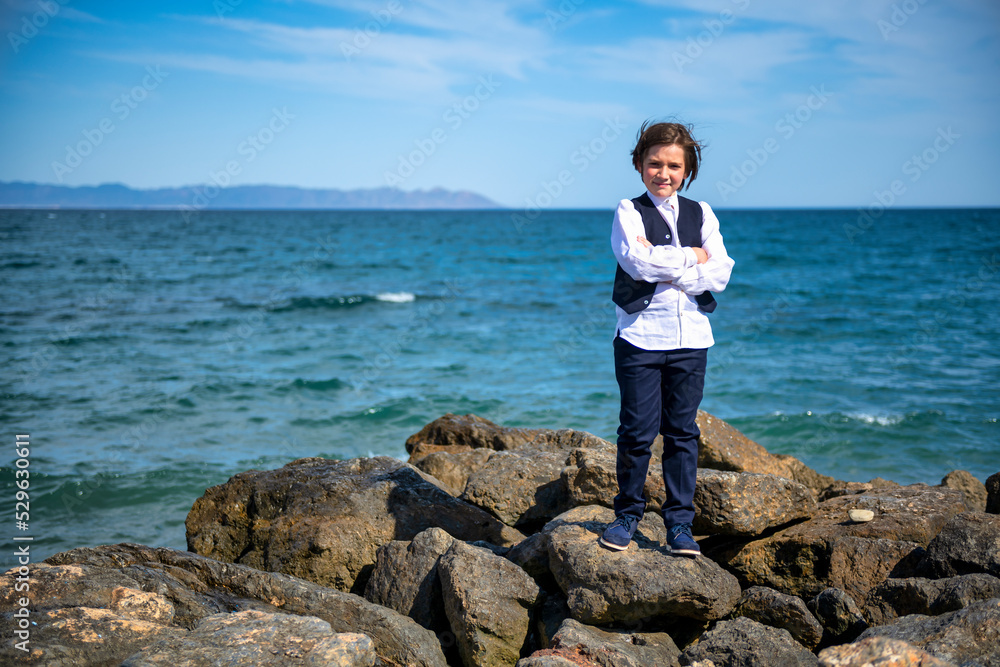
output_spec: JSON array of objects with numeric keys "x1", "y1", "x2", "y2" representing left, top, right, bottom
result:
[{"x1": 848, "y1": 509, "x2": 875, "y2": 523}]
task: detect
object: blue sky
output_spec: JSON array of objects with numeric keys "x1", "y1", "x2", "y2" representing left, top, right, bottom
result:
[{"x1": 1, "y1": 0, "x2": 998, "y2": 208}]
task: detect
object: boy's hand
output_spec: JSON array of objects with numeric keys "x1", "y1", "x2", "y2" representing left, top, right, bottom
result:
[
  {"x1": 636, "y1": 235, "x2": 653, "y2": 249},
  {"x1": 692, "y1": 247, "x2": 709, "y2": 264}
]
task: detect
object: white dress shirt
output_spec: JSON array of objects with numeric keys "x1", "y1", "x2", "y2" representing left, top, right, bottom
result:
[{"x1": 611, "y1": 191, "x2": 735, "y2": 351}]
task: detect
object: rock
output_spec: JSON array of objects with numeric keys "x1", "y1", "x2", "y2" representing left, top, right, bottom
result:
[
  {"x1": 694, "y1": 469, "x2": 815, "y2": 537},
  {"x1": 534, "y1": 594, "x2": 571, "y2": 651},
  {"x1": 695, "y1": 410, "x2": 834, "y2": 496},
  {"x1": 364, "y1": 527, "x2": 455, "y2": 635},
  {"x1": 439, "y1": 539, "x2": 543, "y2": 667},
  {"x1": 918, "y1": 512, "x2": 1000, "y2": 578},
  {"x1": 120, "y1": 610, "x2": 376, "y2": 666},
  {"x1": 546, "y1": 506, "x2": 741, "y2": 625},
  {"x1": 986, "y1": 472, "x2": 1000, "y2": 514},
  {"x1": 864, "y1": 574, "x2": 1000, "y2": 626},
  {"x1": 940, "y1": 470, "x2": 987, "y2": 513},
  {"x1": 817, "y1": 636, "x2": 956, "y2": 667},
  {"x1": 185, "y1": 456, "x2": 523, "y2": 593},
  {"x1": 524, "y1": 617, "x2": 682, "y2": 667},
  {"x1": 679, "y1": 616, "x2": 818, "y2": 666},
  {"x1": 561, "y1": 446, "x2": 666, "y2": 514},
  {"x1": 722, "y1": 485, "x2": 967, "y2": 600},
  {"x1": 461, "y1": 449, "x2": 571, "y2": 528},
  {"x1": 809, "y1": 588, "x2": 868, "y2": 646},
  {"x1": 405, "y1": 413, "x2": 610, "y2": 458},
  {"x1": 414, "y1": 448, "x2": 495, "y2": 495},
  {"x1": 820, "y1": 479, "x2": 900, "y2": 502},
  {"x1": 858, "y1": 598, "x2": 1000, "y2": 667},
  {"x1": 729, "y1": 586, "x2": 824, "y2": 650},
  {"x1": 11, "y1": 543, "x2": 447, "y2": 667},
  {"x1": 847, "y1": 509, "x2": 874, "y2": 523}
]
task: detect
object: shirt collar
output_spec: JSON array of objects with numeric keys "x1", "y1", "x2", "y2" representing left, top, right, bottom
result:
[{"x1": 647, "y1": 190, "x2": 678, "y2": 211}]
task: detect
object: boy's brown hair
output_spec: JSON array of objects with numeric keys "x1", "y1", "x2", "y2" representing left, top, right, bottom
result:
[{"x1": 631, "y1": 120, "x2": 703, "y2": 190}]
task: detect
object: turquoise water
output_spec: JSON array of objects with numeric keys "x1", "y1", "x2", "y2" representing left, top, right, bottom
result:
[{"x1": 2, "y1": 207, "x2": 998, "y2": 568}]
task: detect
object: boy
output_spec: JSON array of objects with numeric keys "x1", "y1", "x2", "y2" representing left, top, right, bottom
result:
[{"x1": 600, "y1": 121, "x2": 734, "y2": 556}]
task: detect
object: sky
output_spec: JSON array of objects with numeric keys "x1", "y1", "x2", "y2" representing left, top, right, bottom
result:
[{"x1": 0, "y1": 0, "x2": 998, "y2": 209}]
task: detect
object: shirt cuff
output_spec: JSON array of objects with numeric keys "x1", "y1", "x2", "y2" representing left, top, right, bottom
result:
[{"x1": 682, "y1": 246, "x2": 697, "y2": 267}]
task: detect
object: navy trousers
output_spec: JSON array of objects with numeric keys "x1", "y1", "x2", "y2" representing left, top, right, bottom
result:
[{"x1": 613, "y1": 336, "x2": 706, "y2": 529}]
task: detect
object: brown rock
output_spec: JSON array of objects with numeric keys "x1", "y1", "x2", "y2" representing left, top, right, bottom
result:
[
  {"x1": 723, "y1": 485, "x2": 967, "y2": 600},
  {"x1": 679, "y1": 616, "x2": 818, "y2": 667},
  {"x1": 546, "y1": 506, "x2": 741, "y2": 625},
  {"x1": 544, "y1": 617, "x2": 681, "y2": 667},
  {"x1": 730, "y1": 586, "x2": 824, "y2": 650},
  {"x1": 817, "y1": 636, "x2": 956, "y2": 667},
  {"x1": 561, "y1": 446, "x2": 665, "y2": 513},
  {"x1": 918, "y1": 512, "x2": 1000, "y2": 578},
  {"x1": 695, "y1": 410, "x2": 835, "y2": 496},
  {"x1": 940, "y1": 470, "x2": 987, "y2": 513},
  {"x1": 185, "y1": 456, "x2": 523, "y2": 593},
  {"x1": 405, "y1": 413, "x2": 610, "y2": 457},
  {"x1": 413, "y1": 448, "x2": 495, "y2": 495},
  {"x1": 461, "y1": 449, "x2": 571, "y2": 528},
  {"x1": 986, "y1": 472, "x2": 1000, "y2": 514},
  {"x1": 809, "y1": 588, "x2": 869, "y2": 646},
  {"x1": 864, "y1": 574, "x2": 1000, "y2": 626},
  {"x1": 121, "y1": 610, "x2": 377, "y2": 666},
  {"x1": 694, "y1": 469, "x2": 816, "y2": 537}
]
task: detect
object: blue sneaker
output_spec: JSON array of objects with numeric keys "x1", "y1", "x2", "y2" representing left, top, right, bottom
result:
[
  {"x1": 667, "y1": 523, "x2": 700, "y2": 556},
  {"x1": 599, "y1": 514, "x2": 639, "y2": 551}
]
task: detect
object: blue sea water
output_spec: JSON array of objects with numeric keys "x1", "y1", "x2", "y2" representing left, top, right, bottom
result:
[{"x1": 2, "y1": 206, "x2": 999, "y2": 568}]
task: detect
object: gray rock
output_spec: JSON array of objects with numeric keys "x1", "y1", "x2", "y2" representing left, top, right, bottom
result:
[
  {"x1": 121, "y1": 610, "x2": 376, "y2": 666},
  {"x1": 817, "y1": 636, "x2": 956, "y2": 667},
  {"x1": 679, "y1": 616, "x2": 818, "y2": 667},
  {"x1": 363, "y1": 527, "x2": 455, "y2": 634},
  {"x1": 809, "y1": 588, "x2": 869, "y2": 647},
  {"x1": 516, "y1": 656, "x2": 585, "y2": 667},
  {"x1": 694, "y1": 470, "x2": 816, "y2": 537},
  {"x1": 534, "y1": 617, "x2": 681, "y2": 667},
  {"x1": 986, "y1": 472, "x2": 1000, "y2": 514},
  {"x1": 546, "y1": 506, "x2": 741, "y2": 625},
  {"x1": 940, "y1": 470, "x2": 987, "y2": 513},
  {"x1": 414, "y1": 448, "x2": 495, "y2": 495},
  {"x1": 561, "y1": 446, "x2": 666, "y2": 514},
  {"x1": 185, "y1": 456, "x2": 523, "y2": 593},
  {"x1": 723, "y1": 485, "x2": 966, "y2": 600},
  {"x1": 461, "y1": 449, "x2": 571, "y2": 528},
  {"x1": 865, "y1": 574, "x2": 1000, "y2": 626},
  {"x1": 730, "y1": 586, "x2": 824, "y2": 650},
  {"x1": 918, "y1": 511, "x2": 1000, "y2": 578},
  {"x1": 3, "y1": 543, "x2": 448, "y2": 667},
  {"x1": 439, "y1": 540, "x2": 543, "y2": 667},
  {"x1": 858, "y1": 598, "x2": 1000, "y2": 667}
]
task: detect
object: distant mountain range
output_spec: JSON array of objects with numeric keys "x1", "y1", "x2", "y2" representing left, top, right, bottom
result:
[{"x1": 0, "y1": 182, "x2": 502, "y2": 210}]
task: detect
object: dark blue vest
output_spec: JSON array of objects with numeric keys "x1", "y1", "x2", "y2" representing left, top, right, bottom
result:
[{"x1": 611, "y1": 193, "x2": 718, "y2": 314}]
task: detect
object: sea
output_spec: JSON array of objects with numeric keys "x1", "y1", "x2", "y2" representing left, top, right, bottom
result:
[{"x1": 2, "y1": 207, "x2": 998, "y2": 569}]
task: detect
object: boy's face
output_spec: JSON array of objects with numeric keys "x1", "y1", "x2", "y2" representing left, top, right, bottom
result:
[{"x1": 640, "y1": 143, "x2": 688, "y2": 199}]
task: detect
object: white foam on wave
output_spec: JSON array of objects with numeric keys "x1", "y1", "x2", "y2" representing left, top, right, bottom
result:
[
  {"x1": 375, "y1": 292, "x2": 416, "y2": 303},
  {"x1": 847, "y1": 412, "x2": 905, "y2": 426}
]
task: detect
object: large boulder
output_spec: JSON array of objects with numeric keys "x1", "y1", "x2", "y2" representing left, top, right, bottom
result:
[
  {"x1": 439, "y1": 540, "x2": 544, "y2": 667},
  {"x1": 679, "y1": 616, "x2": 818, "y2": 666},
  {"x1": 722, "y1": 485, "x2": 968, "y2": 600},
  {"x1": 364, "y1": 527, "x2": 455, "y2": 634},
  {"x1": 461, "y1": 449, "x2": 571, "y2": 528},
  {"x1": 521, "y1": 617, "x2": 682, "y2": 667},
  {"x1": 561, "y1": 446, "x2": 666, "y2": 513},
  {"x1": 729, "y1": 586, "x2": 824, "y2": 650},
  {"x1": 545, "y1": 506, "x2": 741, "y2": 625},
  {"x1": 695, "y1": 411, "x2": 835, "y2": 496},
  {"x1": 809, "y1": 588, "x2": 869, "y2": 647},
  {"x1": 694, "y1": 469, "x2": 816, "y2": 536},
  {"x1": 121, "y1": 610, "x2": 376, "y2": 666},
  {"x1": 0, "y1": 543, "x2": 447, "y2": 667},
  {"x1": 414, "y1": 448, "x2": 495, "y2": 495},
  {"x1": 185, "y1": 456, "x2": 523, "y2": 593},
  {"x1": 864, "y1": 574, "x2": 1000, "y2": 626},
  {"x1": 817, "y1": 636, "x2": 956, "y2": 667},
  {"x1": 857, "y1": 598, "x2": 1000, "y2": 667},
  {"x1": 940, "y1": 470, "x2": 987, "y2": 513},
  {"x1": 917, "y1": 512, "x2": 1000, "y2": 578}
]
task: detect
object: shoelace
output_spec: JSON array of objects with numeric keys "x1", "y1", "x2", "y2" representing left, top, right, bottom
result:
[
  {"x1": 617, "y1": 514, "x2": 638, "y2": 533},
  {"x1": 669, "y1": 522, "x2": 693, "y2": 539}
]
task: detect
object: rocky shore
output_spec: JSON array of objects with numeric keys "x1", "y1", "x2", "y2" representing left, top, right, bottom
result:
[{"x1": 3, "y1": 411, "x2": 999, "y2": 666}]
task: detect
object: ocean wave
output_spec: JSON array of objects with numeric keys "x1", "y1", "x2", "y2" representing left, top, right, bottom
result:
[
  {"x1": 375, "y1": 292, "x2": 416, "y2": 303},
  {"x1": 226, "y1": 292, "x2": 421, "y2": 312}
]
